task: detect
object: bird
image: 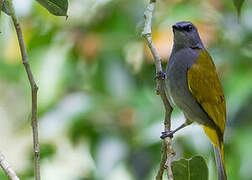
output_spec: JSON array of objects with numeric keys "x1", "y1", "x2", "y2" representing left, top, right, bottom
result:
[{"x1": 162, "y1": 21, "x2": 227, "y2": 180}]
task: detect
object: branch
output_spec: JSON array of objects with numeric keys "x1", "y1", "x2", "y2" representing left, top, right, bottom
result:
[
  {"x1": 142, "y1": 1, "x2": 175, "y2": 180},
  {"x1": 7, "y1": 1, "x2": 40, "y2": 180},
  {"x1": 0, "y1": 151, "x2": 20, "y2": 180}
]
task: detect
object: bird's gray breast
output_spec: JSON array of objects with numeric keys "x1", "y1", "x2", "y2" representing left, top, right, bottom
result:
[
  {"x1": 165, "y1": 48, "x2": 197, "y2": 108},
  {"x1": 165, "y1": 47, "x2": 212, "y2": 126}
]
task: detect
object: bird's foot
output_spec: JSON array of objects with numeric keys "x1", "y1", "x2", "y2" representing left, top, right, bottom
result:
[
  {"x1": 155, "y1": 72, "x2": 166, "y2": 80},
  {"x1": 160, "y1": 130, "x2": 174, "y2": 139}
]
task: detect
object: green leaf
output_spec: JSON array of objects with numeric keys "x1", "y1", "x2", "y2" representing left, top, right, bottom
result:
[
  {"x1": 233, "y1": 0, "x2": 245, "y2": 16},
  {"x1": 171, "y1": 155, "x2": 208, "y2": 180},
  {"x1": 35, "y1": 0, "x2": 68, "y2": 16},
  {"x1": 1, "y1": 1, "x2": 11, "y2": 16}
]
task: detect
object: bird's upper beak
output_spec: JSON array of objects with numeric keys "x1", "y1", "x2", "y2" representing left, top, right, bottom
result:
[{"x1": 172, "y1": 24, "x2": 182, "y2": 32}]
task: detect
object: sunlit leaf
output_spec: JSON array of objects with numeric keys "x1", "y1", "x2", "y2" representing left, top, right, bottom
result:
[
  {"x1": 233, "y1": 0, "x2": 245, "y2": 16},
  {"x1": 172, "y1": 156, "x2": 208, "y2": 180},
  {"x1": 35, "y1": 0, "x2": 68, "y2": 16}
]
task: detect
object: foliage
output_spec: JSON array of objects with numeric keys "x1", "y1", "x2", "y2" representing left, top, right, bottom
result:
[
  {"x1": 172, "y1": 156, "x2": 208, "y2": 180},
  {"x1": 233, "y1": 0, "x2": 245, "y2": 16},
  {"x1": 35, "y1": 0, "x2": 68, "y2": 16},
  {"x1": 1, "y1": 0, "x2": 68, "y2": 16},
  {"x1": 1, "y1": 1, "x2": 10, "y2": 15},
  {"x1": 0, "y1": 0, "x2": 251, "y2": 180}
]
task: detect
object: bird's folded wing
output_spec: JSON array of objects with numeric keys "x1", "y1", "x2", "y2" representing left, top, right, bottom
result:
[{"x1": 187, "y1": 50, "x2": 226, "y2": 134}]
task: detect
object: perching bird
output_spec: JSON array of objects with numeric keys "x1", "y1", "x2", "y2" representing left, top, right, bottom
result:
[{"x1": 163, "y1": 21, "x2": 227, "y2": 180}]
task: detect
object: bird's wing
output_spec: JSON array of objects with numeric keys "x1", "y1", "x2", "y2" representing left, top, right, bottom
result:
[{"x1": 187, "y1": 50, "x2": 226, "y2": 134}]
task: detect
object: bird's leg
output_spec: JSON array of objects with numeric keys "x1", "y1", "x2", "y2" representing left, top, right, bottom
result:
[{"x1": 160, "y1": 121, "x2": 192, "y2": 139}]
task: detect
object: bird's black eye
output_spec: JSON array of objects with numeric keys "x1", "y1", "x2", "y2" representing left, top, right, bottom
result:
[{"x1": 184, "y1": 25, "x2": 193, "y2": 32}]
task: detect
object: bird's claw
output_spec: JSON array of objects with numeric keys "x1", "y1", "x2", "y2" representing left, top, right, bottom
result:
[
  {"x1": 160, "y1": 131, "x2": 174, "y2": 139},
  {"x1": 155, "y1": 72, "x2": 166, "y2": 80}
]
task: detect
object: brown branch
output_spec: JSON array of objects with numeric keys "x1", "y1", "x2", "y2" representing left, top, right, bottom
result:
[
  {"x1": 142, "y1": 1, "x2": 175, "y2": 180},
  {"x1": 0, "y1": 151, "x2": 20, "y2": 180},
  {"x1": 7, "y1": 1, "x2": 40, "y2": 180}
]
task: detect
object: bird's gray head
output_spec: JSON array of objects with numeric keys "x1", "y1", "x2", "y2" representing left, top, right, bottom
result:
[{"x1": 172, "y1": 21, "x2": 204, "y2": 49}]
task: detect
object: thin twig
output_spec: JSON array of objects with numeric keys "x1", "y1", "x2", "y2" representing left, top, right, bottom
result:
[
  {"x1": 142, "y1": 1, "x2": 175, "y2": 180},
  {"x1": 7, "y1": 1, "x2": 40, "y2": 180},
  {"x1": 0, "y1": 151, "x2": 20, "y2": 180}
]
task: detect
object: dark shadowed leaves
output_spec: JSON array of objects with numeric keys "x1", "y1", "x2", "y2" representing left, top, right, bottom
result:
[
  {"x1": 35, "y1": 0, "x2": 68, "y2": 16},
  {"x1": 172, "y1": 156, "x2": 208, "y2": 180},
  {"x1": 1, "y1": 1, "x2": 11, "y2": 16},
  {"x1": 233, "y1": 0, "x2": 245, "y2": 16}
]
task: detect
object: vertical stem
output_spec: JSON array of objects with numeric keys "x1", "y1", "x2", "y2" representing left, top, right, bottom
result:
[
  {"x1": 142, "y1": 1, "x2": 175, "y2": 180},
  {"x1": 7, "y1": 1, "x2": 40, "y2": 180}
]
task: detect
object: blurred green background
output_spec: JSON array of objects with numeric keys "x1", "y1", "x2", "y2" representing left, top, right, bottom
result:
[{"x1": 0, "y1": 0, "x2": 251, "y2": 179}]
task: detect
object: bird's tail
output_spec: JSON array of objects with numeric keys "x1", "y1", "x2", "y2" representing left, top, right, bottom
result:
[
  {"x1": 203, "y1": 126, "x2": 227, "y2": 180},
  {"x1": 214, "y1": 142, "x2": 227, "y2": 180}
]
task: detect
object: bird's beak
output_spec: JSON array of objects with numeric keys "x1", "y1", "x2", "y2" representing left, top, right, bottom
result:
[{"x1": 172, "y1": 24, "x2": 182, "y2": 32}]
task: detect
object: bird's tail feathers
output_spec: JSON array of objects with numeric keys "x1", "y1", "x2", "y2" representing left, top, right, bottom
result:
[
  {"x1": 214, "y1": 142, "x2": 227, "y2": 180},
  {"x1": 203, "y1": 126, "x2": 227, "y2": 180}
]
